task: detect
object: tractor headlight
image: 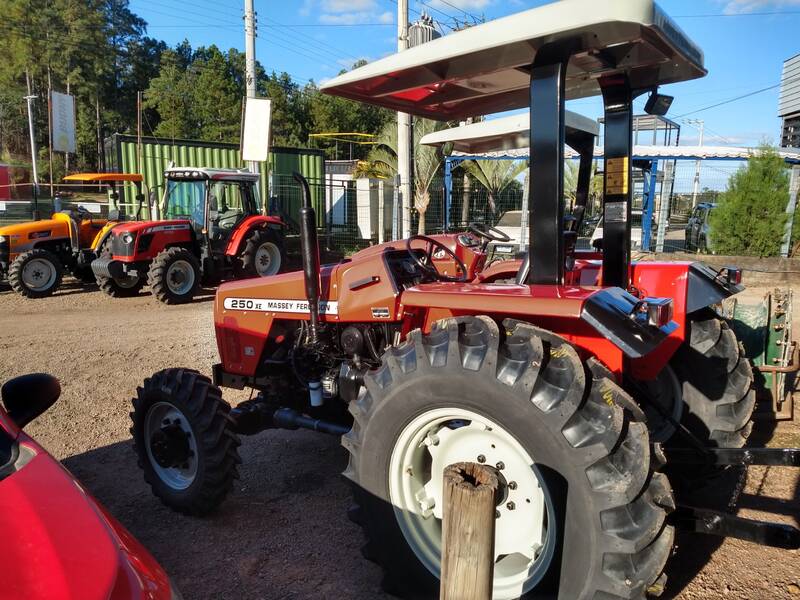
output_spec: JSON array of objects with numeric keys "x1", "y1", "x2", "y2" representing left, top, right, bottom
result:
[
  {"x1": 632, "y1": 297, "x2": 673, "y2": 328},
  {"x1": 121, "y1": 232, "x2": 135, "y2": 245},
  {"x1": 0, "y1": 236, "x2": 6, "y2": 244}
]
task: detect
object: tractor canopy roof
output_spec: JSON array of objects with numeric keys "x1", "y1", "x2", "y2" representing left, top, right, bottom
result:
[
  {"x1": 63, "y1": 173, "x2": 143, "y2": 182},
  {"x1": 320, "y1": 0, "x2": 704, "y2": 120},
  {"x1": 419, "y1": 110, "x2": 599, "y2": 154},
  {"x1": 164, "y1": 167, "x2": 260, "y2": 182}
]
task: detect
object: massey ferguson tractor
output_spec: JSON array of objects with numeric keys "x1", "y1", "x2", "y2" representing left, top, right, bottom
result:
[
  {"x1": 91, "y1": 167, "x2": 284, "y2": 303},
  {"x1": 130, "y1": 2, "x2": 799, "y2": 598},
  {"x1": 0, "y1": 173, "x2": 146, "y2": 298}
]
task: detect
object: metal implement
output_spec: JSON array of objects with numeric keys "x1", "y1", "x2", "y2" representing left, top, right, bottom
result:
[
  {"x1": 725, "y1": 289, "x2": 797, "y2": 419},
  {"x1": 672, "y1": 506, "x2": 800, "y2": 550}
]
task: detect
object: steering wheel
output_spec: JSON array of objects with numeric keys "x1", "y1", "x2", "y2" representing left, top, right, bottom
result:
[
  {"x1": 469, "y1": 222, "x2": 511, "y2": 244},
  {"x1": 75, "y1": 205, "x2": 93, "y2": 222},
  {"x1": 405, "y1": 235, "x2": 468, "y2": 283}
]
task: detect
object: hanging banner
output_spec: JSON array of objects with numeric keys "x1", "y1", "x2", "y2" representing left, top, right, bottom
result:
[
  {"x1": 240, "y1": 97, "x2": 272, "y2": 162},
  {"x1": 51, "y1": 91, "x2": 76, "y2": 154}
]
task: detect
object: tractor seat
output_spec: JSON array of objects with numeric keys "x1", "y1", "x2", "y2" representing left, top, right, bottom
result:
[{"x1": 514, "y1": 230, "x2": 579, "y2": 285}]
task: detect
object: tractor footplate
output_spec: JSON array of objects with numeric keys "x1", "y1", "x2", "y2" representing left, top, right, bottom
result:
[
  {"x1": 665, "y1": 447, "x2": 800, "y2": 467},
  {"x1": 671, "y1": 505, "x2": 800, "y2": 549}
]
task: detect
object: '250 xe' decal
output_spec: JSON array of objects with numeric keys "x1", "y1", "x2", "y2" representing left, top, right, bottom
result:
[{"x1": 223, "y1": 297, "x2": 339, "y2": 315}]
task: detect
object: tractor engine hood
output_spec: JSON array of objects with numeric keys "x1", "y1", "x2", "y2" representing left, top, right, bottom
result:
[
  {"x1": 0, "y1": 218, "x2": 70, "y2": 239},
  {"x1": 111, "y1": 219, "x2": 192, "y2": 235}
]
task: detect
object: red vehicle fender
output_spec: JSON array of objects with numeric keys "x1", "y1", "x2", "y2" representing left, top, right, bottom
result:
[{"x1": 225, "y1": 215, "x2": 283, "y2": 256}]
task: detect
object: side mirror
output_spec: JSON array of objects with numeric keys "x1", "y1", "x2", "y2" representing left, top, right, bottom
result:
[{"x1": 1, "y1": 374, "x2": 61, "y2": 429}]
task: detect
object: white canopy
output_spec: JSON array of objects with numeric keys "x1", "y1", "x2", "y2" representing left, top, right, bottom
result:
[
  {"x1": 321, "y1": 0, "x2": 705, "y2": 120},
  {"x1": 420, "y1": 111, "x2": 599, "y2": 153},
  {"x1": 444, "y1": 145, "x2": 800, "y2": 164}
]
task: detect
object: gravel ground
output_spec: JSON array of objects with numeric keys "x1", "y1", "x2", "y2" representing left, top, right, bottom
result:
[{"x1": 0, "y1": 278, "x2": 797, "y2": 600}]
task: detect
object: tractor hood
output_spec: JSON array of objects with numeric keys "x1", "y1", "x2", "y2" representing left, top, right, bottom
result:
[
  {"x1": 111, "y1": 219, "x2": 192, "y2": 235},
  {"x1": 0, "y1": 217, "x2": 68, "y2": 238}
]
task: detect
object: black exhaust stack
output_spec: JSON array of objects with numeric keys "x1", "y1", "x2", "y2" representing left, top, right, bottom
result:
[{"x1": 294, "y1": 172, "x2": 322, "y2": 345}]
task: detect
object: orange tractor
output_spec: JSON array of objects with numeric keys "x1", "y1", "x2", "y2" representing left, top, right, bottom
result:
[
  {"x1": 91, "y1": 167, "x2": 285, "y2": 304},
  {"x1": 0, "y1": 173, "x2": 146, "y2": 298},
  {"x1": 130, "y1": 2, "x2": 798, "y2": 599}
]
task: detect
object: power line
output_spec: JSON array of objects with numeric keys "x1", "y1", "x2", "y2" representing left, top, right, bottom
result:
[
  {"x1": 674, "y1": 75, "x2": 800, "y2": 118},
  {"x1": 427, "y1": 0, "x2": 480, "y2": 21}
]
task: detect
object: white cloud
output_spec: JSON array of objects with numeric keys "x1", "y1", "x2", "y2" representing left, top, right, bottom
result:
[
  {"x1": 425, "y1": 0, "x2": 492, "y2": 11},
  {"x1": 299, "y1": 0, "x2": 314, "y2": 17},
  {"x1": 320, "y1": 11, "x2": 375, "y2": 24},
  {"x1": 322, "y1": 0, "x2": 377, "y2": 12},
  {"x1": 377, "y1": 11, "x2": 394, "y2": 24},
  {"x1": 720, "y1": 0, "x2": 800, "y2": 14}
]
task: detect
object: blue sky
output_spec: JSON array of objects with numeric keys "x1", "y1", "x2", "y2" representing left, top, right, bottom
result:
[{"x1": 129, "y1": 0, "x2": 800, "y2": 148}]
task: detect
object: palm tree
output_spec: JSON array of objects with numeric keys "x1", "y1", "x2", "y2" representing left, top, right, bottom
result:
[
  {"x1": 360, "y1": 118, "x2": 447, "y2": 234},
  {"x1": 463, "y1": 159, "x2": 528, "y2": 215}
]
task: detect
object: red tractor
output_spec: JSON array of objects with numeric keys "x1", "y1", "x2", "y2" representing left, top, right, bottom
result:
[
  {"x1": 91, "y1": 167, "x2": 284, "y2": 303},
  {"x1": 130, "y1": 2, "x2": 799, "y2": 599}
]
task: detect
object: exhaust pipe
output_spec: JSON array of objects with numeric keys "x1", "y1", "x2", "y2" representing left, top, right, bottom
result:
[{"x1": 293, "y1": 172, "x2": 322, "y2": 345}]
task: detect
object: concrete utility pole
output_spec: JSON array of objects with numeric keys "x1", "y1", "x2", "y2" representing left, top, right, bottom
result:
[
  {"x1": 397, "y1": 0, "x2": 412, "y2": 238},
  {"x1": 686, "y1": 118, "x2": 704, "y2": 208},
  {"x1": 244, "y1": 0, "x2": 259, "y2": 176},
  {"x1": 24, "y1": 94, "x2": 40, "y2": 219}
]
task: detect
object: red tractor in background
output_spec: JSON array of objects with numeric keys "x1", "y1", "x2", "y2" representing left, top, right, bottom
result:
[
  {"x1": 129, "y1": 2, "x2": 799, "y2": 599},
  {"x1": 91, "y1": 167, "x2": 284, "y2": 303}
]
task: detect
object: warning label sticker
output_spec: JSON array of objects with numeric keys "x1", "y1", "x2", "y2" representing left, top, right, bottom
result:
[{"x1": 605, "y1": 156, "x2": 629, "y2": 195}]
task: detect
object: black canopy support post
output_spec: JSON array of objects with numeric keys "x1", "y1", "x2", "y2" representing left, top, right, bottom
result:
[
  {"x1": 566, "y1": 130, "x2": 596, "y2": 233},
  {"x1": 527, "y1": 42, "x2": 576, "y2": 285},
  {"x1": 600, "y1": 76, "x2": 634, "y2": 289}
]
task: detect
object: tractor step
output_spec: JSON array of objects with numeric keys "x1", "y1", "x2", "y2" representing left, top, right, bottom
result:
[
  {"x1": 671, "y1": 505, "x2": 800, "y2": 550},
  {"x1": 664, "y1": 447, "x2": 800, "y2": 467}
]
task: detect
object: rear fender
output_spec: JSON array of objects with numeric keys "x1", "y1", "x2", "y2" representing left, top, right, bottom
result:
[
  {"x1": 401, "y1": 283, "x2": 676, "y2": 379},
  {"x1": 628, "y1": 261, "x2": 742, "y2": 379},
  {"x1": 225, "y1": 216, "x2": 284, "y2": 257}
]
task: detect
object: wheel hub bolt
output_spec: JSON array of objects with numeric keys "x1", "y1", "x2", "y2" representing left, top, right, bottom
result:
[
  {"x1": 495, "y1": 510, "x2": 501, "y2": 519},
  {"x1": 506, "y1": 501, "x2": 516, "y2": 511},
  {"x1": 508, "y1": 481, "x2": 518, "y2": 490},
  {"x1": 162, "y1": 418, "x2": 171, "y2": 425},
  {"x1": 477, "y1": 454, "x2": 486, "y2": 463},
  {"x1": 496, "y1": 461, "x2": 505, "y2": 470}
]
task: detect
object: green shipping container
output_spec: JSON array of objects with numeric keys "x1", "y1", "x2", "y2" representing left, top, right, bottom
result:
[{"x1": 104, "y1": 134, "x2": 325, "y2": 219}]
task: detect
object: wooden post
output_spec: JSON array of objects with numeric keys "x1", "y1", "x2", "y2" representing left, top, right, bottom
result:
[{"x1": 440, "y1": 462, "x2": 498, "y2": 600}]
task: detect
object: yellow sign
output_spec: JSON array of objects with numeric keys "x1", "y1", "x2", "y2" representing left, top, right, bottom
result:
[{"x1": 605, "y1": 156, "x2": 629, "y2": 195}]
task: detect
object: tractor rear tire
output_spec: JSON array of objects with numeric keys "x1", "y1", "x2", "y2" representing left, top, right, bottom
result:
[
  {"x1": 148, "y1": 247, "x2": 200, "y2": 304},
  {"x1": 344, "y1": 316, "x2": 674, "y2": 600},
  {"x1": 8, "y1": 249, "x2": 64, "y2": 298},
  {"x1": 131, "y1": 368, "x2": 241, "y2": 516},
  {"x1": 96, "y1": 240, "x2": 145, "y2": 297},
  {"x1": 239, "y1": 228, "x2": 283, "y2": 278},
  {"x1": 669, "y1": 309, "x2": 755, "y2": 449}
]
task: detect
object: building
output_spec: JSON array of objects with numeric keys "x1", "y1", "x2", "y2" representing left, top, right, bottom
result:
[{"x1": 779, "y1": 53, "x2": 800, "y2": 148}]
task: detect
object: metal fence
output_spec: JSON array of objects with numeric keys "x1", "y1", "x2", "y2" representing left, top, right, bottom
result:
[{"x1": 0, "y1": 160, "x2": 771, "y2": 259}]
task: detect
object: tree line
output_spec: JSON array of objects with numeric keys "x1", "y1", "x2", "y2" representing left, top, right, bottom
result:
[{"x1": 0, "y1": 0, "x2": 392, "y2": 181}]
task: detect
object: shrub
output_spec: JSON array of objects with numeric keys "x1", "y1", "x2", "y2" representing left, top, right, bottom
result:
[{"x1": 708, "y1": 146, "x2": 790, "y2": 257}]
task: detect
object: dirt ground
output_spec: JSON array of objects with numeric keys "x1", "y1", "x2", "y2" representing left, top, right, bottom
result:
[{"x1": 0, "y1": 277, "x2": 798, "y2": 600}]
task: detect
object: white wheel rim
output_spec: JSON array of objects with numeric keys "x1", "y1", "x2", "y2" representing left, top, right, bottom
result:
[
  {"x1": 144, "y1": 402, "x2": 198, "y2": 490},
  {"x1": 254, "y1": 242, "x2": 281, "y2": 276},
  {"x1": 21, "y1": 258, "x2": 57, "y2": 292},
  {"x1": 389, "y1": 407, "x2": 555, "y2": 600},
  {"x1": 166, "y1": 260, "x2": 195, "y2": 295}
]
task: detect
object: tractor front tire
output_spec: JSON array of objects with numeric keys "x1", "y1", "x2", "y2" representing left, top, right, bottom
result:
[
  {"x1": 96, "y1": 240, "x2": 145, "y2": 297},
  {"x1": 670, "y1": 309, "x2": 755, "y2": 449},
  {"x1": 239, "y1": 228, "x2": 283, "y2": 278},
  {"x1": 131, "y1": 368, "x2": 241, "y2": 516},
  {"x1": 148, "y1": 247, "x2": 200, "y2": 304},
  {"x1": 345, "y1": 316, "x2": 674, "y2": 600},
  {"x1": 8, "y1": 249, "x2": 64, "y2": 298}
]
